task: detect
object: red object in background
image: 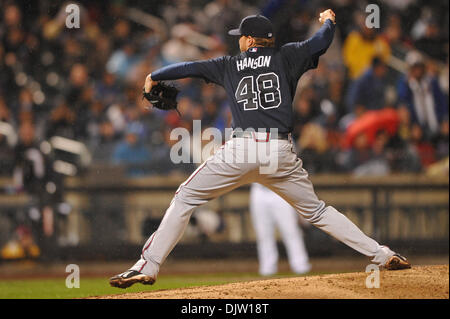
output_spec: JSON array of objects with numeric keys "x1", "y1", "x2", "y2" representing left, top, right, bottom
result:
[
  {"x1": 165, "y1": 111, "x2": 181, "y2": 128},
  {"x1": 16, "y1": 225, "x2": 31, "y2": 238},
  {"x1": 414, "y1": 142, "x2": 436, "y2": 168},
  {"x1": 343, "y1": 108, "x2": 399, "y2": 149}
]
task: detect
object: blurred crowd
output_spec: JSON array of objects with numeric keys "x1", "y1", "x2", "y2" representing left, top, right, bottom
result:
[{"x1": 0, "y1": 0, "x2": 449, "y2": 178}]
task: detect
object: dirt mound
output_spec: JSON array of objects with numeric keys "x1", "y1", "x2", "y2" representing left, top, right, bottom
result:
[{"x1": 96, "y1": 265, "x2": 448, "y2": 299}]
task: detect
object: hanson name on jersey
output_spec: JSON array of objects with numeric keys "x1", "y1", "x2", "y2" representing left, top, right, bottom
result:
[{"x1": 236, "y1": 55, "x2": 271, "y2": 71}]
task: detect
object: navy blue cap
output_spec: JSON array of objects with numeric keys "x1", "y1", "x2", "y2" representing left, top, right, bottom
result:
[{"x1": 228, "y1": 15, "x2": 273, "y2": 39}]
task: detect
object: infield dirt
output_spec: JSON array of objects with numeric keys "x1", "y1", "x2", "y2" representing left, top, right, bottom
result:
[{"x1": 95, "y1": 265, "x2": 448, "y2": 299}]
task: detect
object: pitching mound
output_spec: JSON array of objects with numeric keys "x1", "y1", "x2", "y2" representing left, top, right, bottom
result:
[{"x1": 96, "y1": 265, "x2": 448, "y2": 299}]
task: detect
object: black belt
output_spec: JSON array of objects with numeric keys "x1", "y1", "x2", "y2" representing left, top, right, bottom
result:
[{"x1": 231, "y1": 131, "x2": 290, "y2": 140}]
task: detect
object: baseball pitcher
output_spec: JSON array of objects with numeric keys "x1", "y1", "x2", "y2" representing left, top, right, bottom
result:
[{"x1": 110, "y1": 10, "x2": 411, "y2": 289}]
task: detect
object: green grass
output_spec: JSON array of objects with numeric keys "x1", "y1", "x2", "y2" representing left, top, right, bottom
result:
[{"x1": 0, "y1": 272, "x2": 297, "y2": 299}]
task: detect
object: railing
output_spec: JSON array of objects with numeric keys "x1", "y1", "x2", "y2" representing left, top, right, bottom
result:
[{"x1": 0, "y1": 174, "x2": 448, "y2": 260}]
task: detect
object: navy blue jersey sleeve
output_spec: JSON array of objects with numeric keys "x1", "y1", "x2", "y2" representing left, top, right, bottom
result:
[
  {"x1": 151, "y1": 57, "x2": 228, "y2": 86},
  {"x1": 280, "y1": 19, "x2": 335, "y2": 78}
]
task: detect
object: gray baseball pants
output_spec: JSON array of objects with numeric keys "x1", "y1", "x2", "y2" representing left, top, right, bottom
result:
[{"x1": 131, "y1": 136, "x2": 395, "y2": 277}]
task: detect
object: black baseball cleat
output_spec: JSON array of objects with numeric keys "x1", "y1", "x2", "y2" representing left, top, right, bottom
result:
[
  {"x1": 109, "y1": 270, "x2": 156, "y2": 289},
  {"x1": 384, "y1": 254, "x2": 411, "y2": 270}
]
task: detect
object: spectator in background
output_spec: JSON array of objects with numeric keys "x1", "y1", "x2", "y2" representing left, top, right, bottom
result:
[
  {"x1": 342, "y1": 16, "x2": 391, "y2": 80},
  {"x1": 314, "y1": 99, "x2": 343, "y2": 160},
  {"x1": 84, "y1": 101, "x2": 114, "y2": 146},
  {"x1": 13, "y1": 122, "x2": 43, "y2": 195},
  {"x1": 95, "y1": 72, "x2": 121, "y2": 108},
  {"x1": 14, "y1": 89, "x2": 35, "y2": 121},
  {"x1": 202, "y1": 100, "x2": 219, "y2": 127},
  {"x1": 339, "y1": 130, "x2": 390, "y2": 176},
  {"x1": 0, "y1": 96, "x2": 16, "y2": 175},
  {"x1": 397, "y1": 52, "x2": 448, "y2": 140},
  {"x1": 176, "y1": 77, "x2": 203, "y2": 102},
  {"x1": 410, "y1": 123, "x2": 436, "y2": 168},
  {"x1": 0, "y1": 46, "x2": 19, "y2": 103},
  {"x1": 361, "y1": 129, "x2": 391, "y2": 176},
  {"x1": 106, "y1": 41, "x2": 141, "y2": 79},
  {"x1": 113, "y1": 123, "x2": 151, "y2": 177},
  {"x1": 0, "y1": 44, "x2": 6, "y2": 92},
  {"x1": 410, "y1": 6, "x2": 434, "y2": 41},
  {"x1": 73, "y1": 86, "x2": 96, "y2": 140},
  {"x1": 414, "y1": 19, "x2": 448, "y2": 63},
  {"x1": 88, "y1": 33, "x2": 113, "y2": 78},
  {"x1": 90, "y1": 120, "x2": 119, "y2": 163},
  {"x1": 0, "y1": 96, "x2": 14, "y2": 125},
  {"x1": 122, "y1": 84, "x2": 141, "y2": 109},
  {"x1": 342, "y1": 107, "x2": 399, "y2": 150},
  {"x1": 61, "y1": 37, "x2": 87, "y2": 75},
  {"x1": 2, "y1": 3, "x2": 22, "y2": 29},
  {"x1": 161, "y1": 0, "x2": 196, "y2": 28},
  {"x1": 111, "y1": 19, "x2": 132, "y2": 50},
  {"x1": 323, "y1": 66, "x2": 346, "y2": 118},
  {"x1": 385, "y1": 105, "x2": 422, "y2": 172},
  {"x1": 199, "y1": 83, "x2": 224, "y2": 127},
  {"x1": 379, "y1": 12, "x2": 415, "y2": 88},
  {"x1": 292, "y1": 87, "x2": 320, "y2": 141},
  {"x1": 160, "y1": 24, "x2": 203, "y2": 64},
  {"x1": 346, "y1": 57, "x2": 388, "y2": 113},
  {"x1": 13, "y1": 121, "x2": 64, "y2": 260},
  {"x1": 433, "y1": 118, "x2": 449, "y2": 161},
  {"x1": 3, "y1": 26, "x2": 25, "y2": 59},
  {"x1": 381, "y1": 13, "x2": 413, "y2": 57},
  {"x1": 427, "y1": 117, "x2": 449, "y2": 176},
  {"x1": 297, "y1": 123, "x2": 338, "y2": 174},
  {"x1": 66, "y1": 63, "x2": 90, "y2": 108},
  {"x1": 45, "y1": 100, "x2": 77, "y2": 139},
  {"x1": 339, "y1": 132, "x2": 370, "y2": 173},
  {"x1": 149, "y1": 126, "x2": 197, "y2": 175},
  {"x1": 305, "y1": 62, "x2": 331, "y2": 106}
]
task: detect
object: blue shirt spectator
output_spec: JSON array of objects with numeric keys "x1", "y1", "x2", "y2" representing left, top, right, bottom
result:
[
  {"x1": 346, "y1": 57, "x2": 388, "y2": 113},
  {"x1": 397, "y1": 60, "x2": 448, "y2": 139},
  {"x1": 113, "y1": 124, "x2": 151, "y2": 177}
]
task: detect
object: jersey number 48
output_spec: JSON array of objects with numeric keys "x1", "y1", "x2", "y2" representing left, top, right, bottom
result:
[{"x1": 235, "y1": 72, "x2": 281, "y2": 111}]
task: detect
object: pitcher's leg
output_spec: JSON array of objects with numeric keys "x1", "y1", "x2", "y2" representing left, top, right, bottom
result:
[
  {"x1": 262, "y1": 157, "x2": 395, "y2": 266},
  {"x1": 273, "y1": 205, "x2": 311, "y2": 274},
  {"x1": 312, "y1": 206, "x2": 394, "y2": 264},
  {"x1": 132, "y1": 143, "x2": 252, "y2": 277},
  {"x1": 130, "y1": 196, "x2": 196, "y2": 276}
]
